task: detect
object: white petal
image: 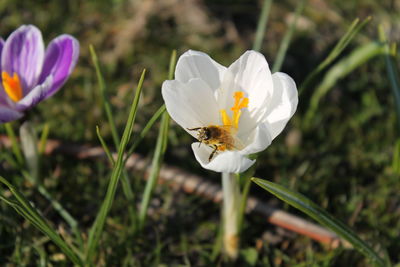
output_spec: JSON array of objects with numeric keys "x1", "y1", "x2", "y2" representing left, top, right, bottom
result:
[
  {"x1": 264, "y1": 72, "x2": 298, "y2": 140},
  {"x1": 191, "y1": 143, "x2": 255, "y2": 173},
  {"x1": 239, "y1": 123, "x2": 272, "y2": 155},
  {"x1": 218, "y1": 50, "x2": 272, "y2": 113},
  {"x1": 175, "y1": 50, "x2": 226, "y2": 91},
  {"x1": 162, "y1": 78, "x2": 220, "y2": 137}
]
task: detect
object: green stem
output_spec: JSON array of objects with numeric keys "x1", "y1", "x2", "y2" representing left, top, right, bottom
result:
[
  {"x1": 222, "y1": 172, "x2": 241, "y2": 260},
  {"x1": 20, "y1": 122, "x2": 39, "y2": 183}
]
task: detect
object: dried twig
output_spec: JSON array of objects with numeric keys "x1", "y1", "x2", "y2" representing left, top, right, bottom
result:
[{"x1": 0, "y1": 136, "x2": 346, "y2": 247}]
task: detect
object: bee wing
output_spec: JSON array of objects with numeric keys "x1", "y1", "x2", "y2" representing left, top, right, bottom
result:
[
  {"x1": 219, "y1": 125, "x2": 245, "y2": 150},
  {"x1": 232, "y1": 134, "x2": 245, "y2": 150}
]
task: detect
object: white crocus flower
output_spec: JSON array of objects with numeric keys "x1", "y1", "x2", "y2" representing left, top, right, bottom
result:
[{"x1": 162, "y1": 50, "x2": 298, "y2": 173}]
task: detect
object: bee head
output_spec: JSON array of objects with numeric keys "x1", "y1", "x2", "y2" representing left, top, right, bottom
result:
[
  {"x1": 197, "y1": 127, "x2": 210, "y2": 141},
  {"x1": 187, "y1": 127, "x2": 210, "y2": 143}
]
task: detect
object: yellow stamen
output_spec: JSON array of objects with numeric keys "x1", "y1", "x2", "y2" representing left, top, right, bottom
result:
[
  {"x1": 220, "y1": 109, "x2": 232, "y2": 126},
  {"x1": 2, "y1": 72, "x2": 23, "y2": 102},
  {"x1": 219, "y1": 91, "x2": 249, "y2": 129}
]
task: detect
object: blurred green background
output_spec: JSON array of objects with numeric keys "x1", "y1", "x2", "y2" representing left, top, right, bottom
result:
[{"x1": 0, "y1": 0, "x2": 399, "y2": 266}]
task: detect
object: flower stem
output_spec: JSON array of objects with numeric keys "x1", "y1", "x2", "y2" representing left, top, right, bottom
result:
[
  {"x1": 222, "y1": 172, "x2": 241, "y2": 260},
  {"x1": 4, "y1": 122, "x2": 24, "y2": 165},
  {"x1": 19, "y1": 122, "x2": 83, "y2": 247}
]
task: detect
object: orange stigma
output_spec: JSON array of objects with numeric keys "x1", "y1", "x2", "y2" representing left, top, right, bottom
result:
[
  {"x1": 2, "y1": 71, "x2": 23, "y2": 102},
  {"x1": 220, "y1": 91, "x2": 249, "y2": 128}
]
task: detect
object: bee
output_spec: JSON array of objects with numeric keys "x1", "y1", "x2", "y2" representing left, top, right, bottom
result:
[{"x1": 187, "y1": 125, "x2": 243, "y2": 162}]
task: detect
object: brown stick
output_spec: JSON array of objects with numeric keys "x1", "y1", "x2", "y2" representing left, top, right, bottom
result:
[{"x1": 0, "y1": 136, "x2": 346, "y2": 247}]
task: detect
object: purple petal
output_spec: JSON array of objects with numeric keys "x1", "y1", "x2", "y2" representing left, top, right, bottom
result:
[
  {"x1": 0, "y1": 38, "x2": 8, "y2": 105},
  {"x1": 16, "y1": 75, "x2": 52, "y2": 111},
  {"x1": 1, "y1": 25, "x2": 44, "y2": 95},
  {"x1": 39, "y1": 35, "x2": 79, "y2": 99},
  {"x1": 0, "y1": 38, "x2": 4, "y2": 73},
  {"x1": 0, "y1": 104, "x2": 23, "y2": 123}
]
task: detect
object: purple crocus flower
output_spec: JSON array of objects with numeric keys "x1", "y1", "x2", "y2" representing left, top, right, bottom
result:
[{"x1": 0, "y1": 25, "x2": 79, "y2": 123}]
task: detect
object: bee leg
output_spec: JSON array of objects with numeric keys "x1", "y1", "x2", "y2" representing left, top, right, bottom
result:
[
  {"x1": 187, "y1": 127, "x2": 201, "y2": 131},
  {"x1": 209, "y1": 145, "x2": 218, "y2": 162}
]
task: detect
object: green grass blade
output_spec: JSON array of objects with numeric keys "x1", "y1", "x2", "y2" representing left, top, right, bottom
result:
[
  {"x1": 251, "y1": 177, "x2": 386, "y2": 267},
  {"x1": 89, "y1": 45, "x2": 120, "y2": 147},
  {"x1": 18, "y1": 121, "x2": 83, "y2": 251},
  {"x1": 0, "y1": 176, "x2": 83, "y2": 266},
  {"x1": 272, "y1": 0, "x2": 306, "y2": 73},
  {"x1": 299, "y1": 17, "x2": 371, "y2": 95},
  {"x1": 138, "y1": 112, "x2": 170, "y2": 230},
  {"x1": 168, "y1": 50, "x2": 177, "y2": 80},
  {"x1": 36, "y1": 182, "x2": 83, "y2": 251},
  {"x1": 326, "y1": 19, "x2": 360, "y2": 63},
  {"x1": 237, "y1": 164, "x2": 257, "y2": 232},
  {"x1": 303, "y1": 41, "x2": 385, "y2": 129},
  {"x1": 252, "y1": 0, "x2": 273, "y2": 52},
  {"x1": 126, "y1": 104, "x2": 166, "y2": 156},
  {"x1": 85, "y1": 69, "x2": 146, "y2": 263},
  {"x1": 90, "y1": 44, "x2": 137, "y2": 234},
  {"x1": 96, "y1": 125, "x2": 115, "y2": 165},
  {"x1": 124, "y1": 49, "x2": 175, "y2": 160},
  {"x1": 38, "y1": 123, "x2": 50, "y2": 155},
  {"x1": 392, "y1": 139, "x2": 400, "y2": 174},
  {"x1": 378, "y1": 25, "x2": 400, "y2": 131},
  {"x1": 138, "y1": 50, "x2": 176, "y2": 230},
  {"x1": 21, "y1": 169, "x2": 83, "y2": 249},
  {"x1": 4, "y1": 123, "x2": 23, "y2": 165}
]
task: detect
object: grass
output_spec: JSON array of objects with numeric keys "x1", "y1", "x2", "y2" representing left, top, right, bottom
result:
[{"x1": 0, "y1": 0, "x2": 399, "y2": 266}]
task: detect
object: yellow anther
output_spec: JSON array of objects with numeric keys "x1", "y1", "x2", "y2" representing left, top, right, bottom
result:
[
  {"x1": 2, "y1": 71, "x2": 23, "y2": 102},
  {"x1": 231, "y1": 91, "x2": 248, "y2": 111},
  {"x1": 219, "y1": 91, "x2": 249, "y2": 129},
  {"x1": 234, "y1": 91, "x2": 244, "y2": 100}
]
